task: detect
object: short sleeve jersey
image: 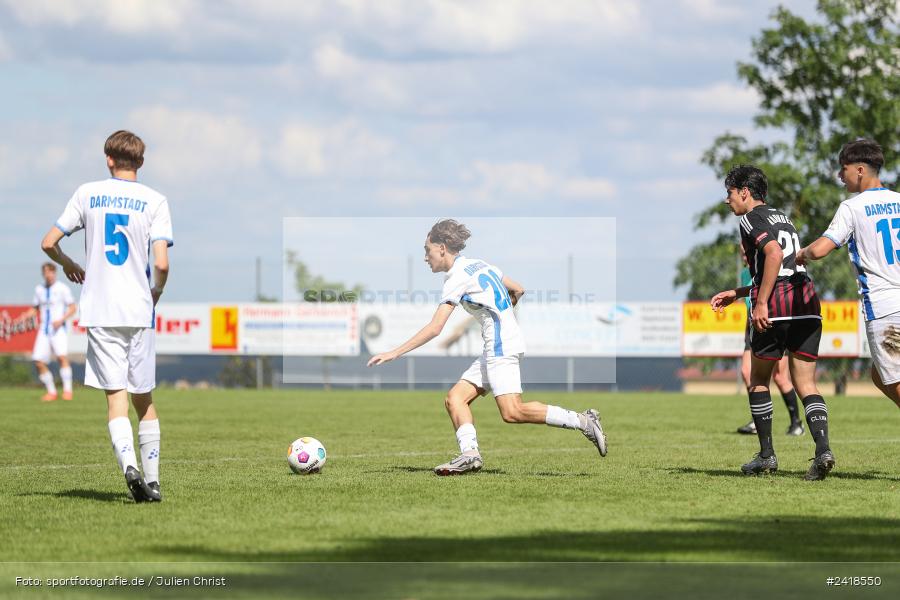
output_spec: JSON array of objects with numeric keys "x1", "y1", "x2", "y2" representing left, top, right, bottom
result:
[
  {"x1": 822, "y1": 188, "x2": 900, "y2": 321},
  {"x1": 32, "y1": 281, "x2": 75, "y2": 334},
  {"x1": 55, "y1": 178, "x2": 173, "y2": 328},
  {"x1": 440, "y1": 256, "x2": 525, "y2": 357},
  {"x1": 739, "y1": 205, "x2": 820, "y2": 321}
]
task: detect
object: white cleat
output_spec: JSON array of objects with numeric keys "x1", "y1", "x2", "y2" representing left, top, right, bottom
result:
[
  {"x1": 434, "y1": 452, "x2": 483, "y2": 476},
  {"x1": 581, "y1": 409, "x2": 607, "y2": 457}
]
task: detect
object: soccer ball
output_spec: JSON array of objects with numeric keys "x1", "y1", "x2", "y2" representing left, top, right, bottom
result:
[{"x1": 287, "y1": 437, "x2": 326, "y2": 474}]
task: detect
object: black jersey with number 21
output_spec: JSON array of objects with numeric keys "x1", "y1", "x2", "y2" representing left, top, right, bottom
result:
[{"x1": 739, "y1": 205, "x2": 821, "y2": 321}]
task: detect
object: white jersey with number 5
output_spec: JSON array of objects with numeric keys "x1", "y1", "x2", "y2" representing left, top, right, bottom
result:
[
  {"x1": 823, "y1": 187, "x2": 900, "y2": 321},
  {"x1": 440, "y1": 256, "x2": 525, "y2": 357},
  {"x1": 55, "y1": 178, "x2": 173, "y2": 328}
]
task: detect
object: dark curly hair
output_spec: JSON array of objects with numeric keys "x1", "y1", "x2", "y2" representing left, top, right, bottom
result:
[{"x1": 724, "y1": 164, "x2": 767, "y2": 201}]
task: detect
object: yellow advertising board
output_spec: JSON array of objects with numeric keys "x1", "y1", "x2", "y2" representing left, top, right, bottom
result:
[
  {"x1": 210, "y1": 306, "x2": 239, "y2": 351},
  {"x1": 681, "y1": 300, "x2": 860, "y2": 357}
]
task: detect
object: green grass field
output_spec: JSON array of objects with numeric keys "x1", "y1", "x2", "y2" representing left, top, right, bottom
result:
[{"x1": 1, "y1": 386, "x2": 898, "y2": 598}]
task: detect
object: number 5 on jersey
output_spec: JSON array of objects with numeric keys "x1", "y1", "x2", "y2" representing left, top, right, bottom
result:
[{"x1": 105, "y1": 213, "x2": 130, "y2": 266}]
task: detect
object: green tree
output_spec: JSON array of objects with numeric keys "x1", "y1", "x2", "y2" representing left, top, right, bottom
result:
[
  {"x1": 285, "y1": 252, "x2": 365, "y2": 389},
  {"x1": 675, "y1": 0, "x2": 899, "y2": 391},
  {"x1": 285, "y1": 251, "x2": 363, "y2": 302}
]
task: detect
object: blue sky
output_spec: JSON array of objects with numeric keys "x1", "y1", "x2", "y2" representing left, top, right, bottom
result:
[{"x1": 0, "y1": 0, "x2": 816, "y2": 302}]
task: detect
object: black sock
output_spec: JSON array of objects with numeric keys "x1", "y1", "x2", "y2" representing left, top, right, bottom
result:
[
  {"x1": 781, "y1": 389, "x2": 800, "y2": 425},
  {"x1": 749, "y1": 390, "x2": 774, "y2": 457},
  {"x1": 802, "y1": 394, "x2": 831, "y2": 456}
]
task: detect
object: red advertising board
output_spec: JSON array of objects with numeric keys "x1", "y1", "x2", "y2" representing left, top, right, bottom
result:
[{"x1": 0, "y1": 305, "x2": 39, "y2": 353}]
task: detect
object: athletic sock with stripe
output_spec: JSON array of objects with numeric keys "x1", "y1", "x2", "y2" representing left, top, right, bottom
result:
[
  {"x1": 801, "y1": 394, "x2": 830, "y2": 456},
  {"x1": 749, "y1": 390, "x2": 775, "y2": 458}
]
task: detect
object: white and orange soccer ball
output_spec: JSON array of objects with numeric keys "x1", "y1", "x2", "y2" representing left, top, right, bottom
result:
[{"x1": 287, "y1": 437, "x2": 327, "y2": 474}]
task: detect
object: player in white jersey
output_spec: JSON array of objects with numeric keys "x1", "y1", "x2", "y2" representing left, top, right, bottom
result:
[
  {"x1": 19, "y1": 263, "x2": 77, "y2": 401},
  {"x1": 797, "y1": 139, "x2": 900, "y2": 409},
  {"x1": 39, "y1": 130, "x2": 171, "y2": 502},
  {"x1": 368, "y1": 219, "x2": 607, "y2": 475}
]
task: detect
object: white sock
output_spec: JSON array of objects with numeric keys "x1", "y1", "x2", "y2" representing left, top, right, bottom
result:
[
  {"x1": 545, "y1": 405, "x2": 583, "y2": 430},
  {"x1": 108, "y1": 416, "x2": 138, "y2": 474},
  {"x1": 39, "y1": 371, "x2": 56, "y2": 394},
  {"x1": 60, "y1": 367, "x2": 73, "y2": 393},
  {"x1": 456, "y1": 423, "x2": 479, "y2": 454},
  {"x1": 138, "y1": 419, "x2": 161, "y2": 484}
]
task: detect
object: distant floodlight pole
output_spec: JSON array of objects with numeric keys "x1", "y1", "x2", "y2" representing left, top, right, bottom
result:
[
  {"x1": 408, "y1": 254, "x2": 415, "y2": 390},
  {"x1": 255, "y1": 256, "x2": 262, "y2": 301},
  {"x1": 407, "y1": 254, "x2": 413, "y2": 295}
]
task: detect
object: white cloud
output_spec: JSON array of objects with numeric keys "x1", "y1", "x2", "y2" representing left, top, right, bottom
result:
[
  {"x1": 0, "y1": 33, "x2": 11, "y2": 61},
  {"x1": 273, "y1": 119, "x2": 395, "y2": 178},
  {"x1": 585, "y1": 81, "x2": 760, "y2": 117},
  {"x1": 312, "y1": 42, "x2": 408, "y2": 109},
  {"x1": 337, "y1": 0, "x2": 641, "y2": 54},
  {"x1": 126, "y1": 106, "x2": 262, "y2": 182},
  {"x1": 2, "y1": 0, "x2": 189, "y2": 33},
  {"x1": 468, "y1": 160, "x2": 617, "y2": 201},
  {"x1": 677, "y1": 0, "x2": 746, "y2": 22},
  {"x1": 560, "y1": 177, "x2": 617, "y2": 199},
  {"x1": 0, "y1": 143, "x2": 69, "y2": 187},
  {"x1": 379, "y1": 160, "x2": 616, "y2": 208},
  {"x1": 467, "y1": 160, "x2": 555, "y2": 196}
]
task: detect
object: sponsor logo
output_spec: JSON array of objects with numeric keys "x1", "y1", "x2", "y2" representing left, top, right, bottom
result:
[{"x1": 210, "y1": 306, "x2": 238, "y2": 351}]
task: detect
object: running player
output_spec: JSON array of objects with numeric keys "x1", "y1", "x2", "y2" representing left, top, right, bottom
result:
[
  {"x1": 797, "y1": 138, "x2": 900, "y2": 410},
  {"x1": 367, "y1": 219, "x2": 607, "y2": 475},
  {"x1": 40, "y1": 130, "x2": 172, "y2": 502},
  {"x1": 711, "y1": 165, "x2": 835, "y2": 480},
  {"x1": 20, "y1": 263, "x2": 76, "y2": 401}
]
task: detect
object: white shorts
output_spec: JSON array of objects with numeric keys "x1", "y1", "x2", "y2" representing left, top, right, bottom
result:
[
  {"x1": 460, "y1": 353, "x2": 523, "y2": 397},
  {"x1": 866, "y1": 313, "x2": 900, "y2": 385},
  {"x1": 32, "y1": 326, "x2": 69, "y2": 363},
  {"x1": 85, "y1": 327, "x2": 156, "y2": 393}
]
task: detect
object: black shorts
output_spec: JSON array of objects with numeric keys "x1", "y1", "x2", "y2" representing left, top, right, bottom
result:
[
  {"x1": 750, "y1": 318, "x2": 822, "y2": 361},
  {"x1": 744, "y1": 321, "x2": 752, "y2": 351}
]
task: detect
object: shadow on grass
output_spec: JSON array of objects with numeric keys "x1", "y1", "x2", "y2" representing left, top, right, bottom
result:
[
  {"x1": 151, "y1": 516, "x2": 900, "y2": 563},
  {"x1": 390, "y1": 466, "x2": 508, "y2": 475},
  {"x1": 27, "y1": 562, "x2": 900, "y2": 600},
  {"x1": 17, "y1": 489, "x2": 126, "y2": 503},
  {"x1": 667, "y1": 466, "x2": 900, "y2": 482}
]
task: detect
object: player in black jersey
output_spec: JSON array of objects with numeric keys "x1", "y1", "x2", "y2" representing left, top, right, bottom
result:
[{"x1": 710, "y1": 165, "x2": 835, "y2": 480}]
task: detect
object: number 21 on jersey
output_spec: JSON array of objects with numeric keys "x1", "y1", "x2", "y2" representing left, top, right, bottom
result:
[
  {"x1": 478, "y1": 269, "x2": 511, "y2": 311},
  {"x1": 777, "y1": 230, "x2": 805, "y2": 276}
]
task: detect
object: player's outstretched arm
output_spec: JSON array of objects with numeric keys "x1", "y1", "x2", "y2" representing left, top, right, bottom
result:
[
  {"x1": 367, "y1": 303, "x2": 455, "y2": 366},
  {"x1": 711, "y1": 285, "x2": 752, "y2": 311},
  {"x1": 17, "y1": 307, "x2": 38, "y2": 325},
  {"x1": 502, "y1": 276, "x2": 525, "y2": 306},
  {"x1": 796, "y1": 237, "x2": 839, "y2": 266},
  {"x1": 40, "y1": 227, "x2": 84, "y2": 284}
]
